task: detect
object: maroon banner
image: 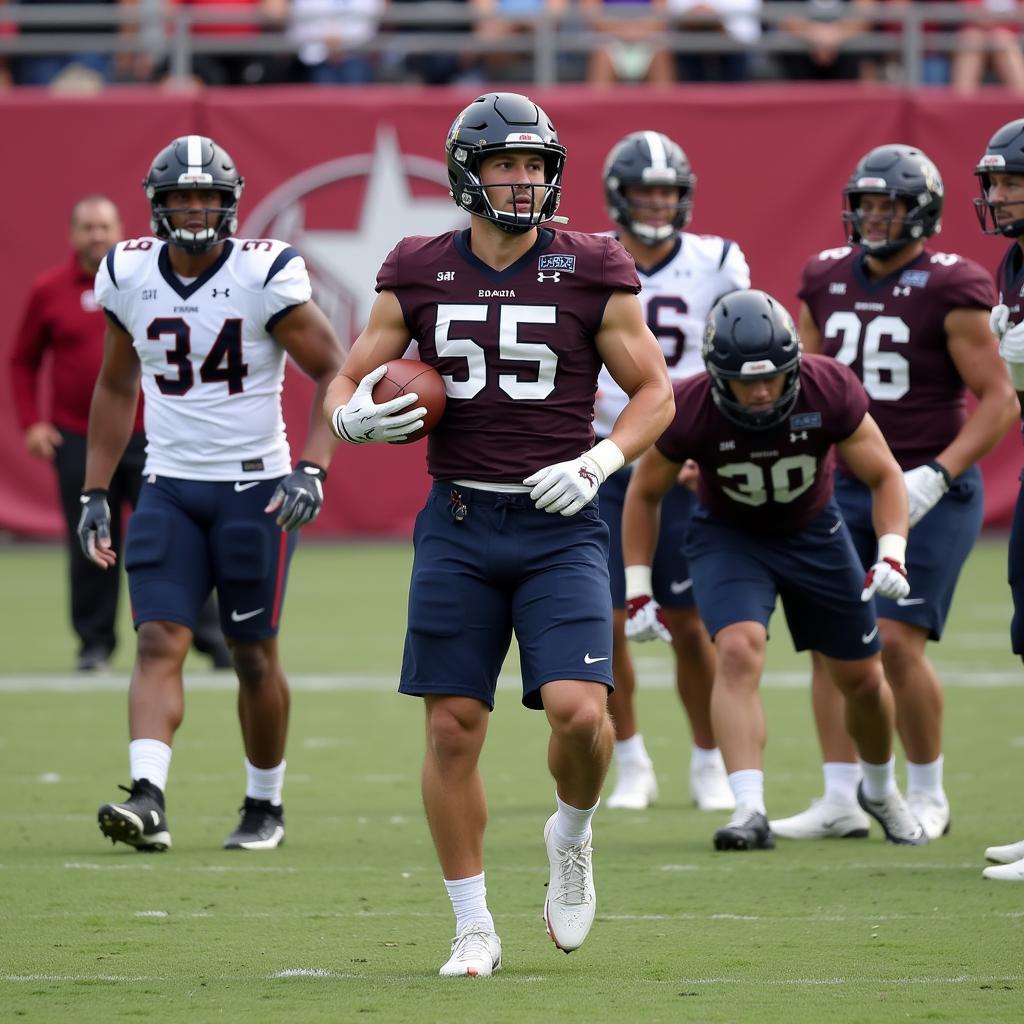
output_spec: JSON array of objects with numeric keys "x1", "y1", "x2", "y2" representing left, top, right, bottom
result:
[{"x1": 1, "y1": 85, "x2": 1020, "y2": 538}]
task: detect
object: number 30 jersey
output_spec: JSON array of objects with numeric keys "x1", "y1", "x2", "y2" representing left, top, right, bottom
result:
[
  {"x1": 593, "y1": 232, "x2": 750, "y2": 438},
  {"x1": 798, "y1": 245, "x2": 994, "y2": 470},
  {"x1": 95, "y1": 237, "x2": 311, "y2": 480},
  {"x1": 657, "y1": 355, "x2": 867, "y2": 536}
]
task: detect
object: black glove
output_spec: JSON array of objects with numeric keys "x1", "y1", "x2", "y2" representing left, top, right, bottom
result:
[
  {"x1": 265, "y1": 461, "x2": 327, "y2": 532},
  {"x1": 77, "y1": 489, "x2": 112, "y2": 563}
]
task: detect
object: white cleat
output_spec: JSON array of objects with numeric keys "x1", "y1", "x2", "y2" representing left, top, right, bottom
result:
[
  {"x1": 770, "y1": 797, "x2": 870, "y2": 840},
  {"x1": 690, "y1": 755, "x2": 735, "y2": 812},
  {"x1": 606, "y1": 759, "x2": 657, "y2": 810},
  {"x1": 906, "y1": 792, "x2": 951, "y2": 840},
  {"x1": 543, "y1": 813, "x2": 596, "y2": 953},
  {"x1": 438, "y1": 923, "x2": 502, "y2": 977},
  {"x1": 985, "y1": 838, "x2": 1024, "y2": 864},
  {"x1": 983, "y1": 857, "x2": 1024, "y2": 881},
  {"x1": 857, "y1": 784, "x2": 927, "y2": 845}
]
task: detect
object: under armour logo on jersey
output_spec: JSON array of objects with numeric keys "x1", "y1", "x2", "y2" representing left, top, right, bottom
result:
[
  {"x1": 212, "y1": 287, "x2": 231, "y2": 298},
  {"x1": 537, "y1": 271, "x2": 561, "y2": 283},
  {"x1": 790, "y1": 430, "x2": 808, "y2": 443}
]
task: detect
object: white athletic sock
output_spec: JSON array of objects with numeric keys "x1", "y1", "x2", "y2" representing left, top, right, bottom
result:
[
  {"x1": 728, "y1": 769, "x2": 765, "y2": 815},
  {"x1": 691, "y1": 745, "x2": 724, "y2": 771},
  {"x1": 823, "y1": 761, "x2": 862, "y2": 805},
  {"x1": 444, "y1": 872, "x2": 494, "y2": 935},
  {"x1": 245, "y1": 758, "x2": 285, "y2": 805},
  {"x1": 129, "y1": 739, "x2": 171, "y2": 793},
  {"x1": 614, "y1": 734, "x2": 649, "y2": 764},
  {"x1": 906, "y1": 755, "x2": 944, "y2": 799},
  {"x1": 859, "y1": 756, "x2": 898, "y2": 801},
  {"x1": 553, "y1": 792, "x2": 599, "y2": 847}
]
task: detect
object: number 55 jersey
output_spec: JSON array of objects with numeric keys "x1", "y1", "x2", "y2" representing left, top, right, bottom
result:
[
  {"x1": 94, "y1": 236, "x2": 311, "y2": 480},
  {"x1": 798, "y1": 245, "x2": 995, "y2": 470}
]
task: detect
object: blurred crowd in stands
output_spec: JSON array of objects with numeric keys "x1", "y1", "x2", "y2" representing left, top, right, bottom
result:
[{"x1": 0, "y1": 0, "x2": 1022, "y2": 92}]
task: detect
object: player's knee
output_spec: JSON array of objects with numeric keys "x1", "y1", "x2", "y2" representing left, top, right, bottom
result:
[
  {"x1": 426, "y1": 700, "x2": 486, "y2": 762},
  {"x1": 231, "y1": 641, "x2": 274, "y2": 689},
  {"x1": 714, "y1": 626, "x2": 764, "y2": 683},
  {"x1": 547, "y1": 698, "x2": 608, "y2": 745},
  {"x1": 136, "y1": 620, "x2": 191, "y2": 664},
  {"x1": 835, "y1": 661, "x2": 885, "y2": 704},
  {"x1": 878, "y1": 624, "x2": 924, "y2": 682}
]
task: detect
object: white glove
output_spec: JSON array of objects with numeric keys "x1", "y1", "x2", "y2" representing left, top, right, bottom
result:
[
  {"x1": 523, "y1": 439, "x2": 625, "y2": 517},
  {"x1": 903, "y1": 462, "x2": 950, "y2": 528},
  {"x1": 624, "y1": 594, "x2": 672, "y2": 643},
  {"x1": 1000, "y1": 321, "x2": 1024, "y2": 365},
  {"x1": 331, "y1": 365, "x2": 425, "y2": 444},
  {"x1": 990, "y1": 303, "x2": 1010, "y2": 341},
  {"x1": 861, "y1": 558, "x2": 910, "y2": 602}
]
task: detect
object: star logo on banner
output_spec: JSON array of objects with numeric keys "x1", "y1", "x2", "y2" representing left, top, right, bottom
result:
[{"x1": 241, "y1": 129, "x2": 466, "y2": 349}]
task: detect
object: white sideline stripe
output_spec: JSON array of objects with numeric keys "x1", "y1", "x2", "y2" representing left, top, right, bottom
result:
[{"x1": 2, "y1": 669, "x2": 1023, "y2": 693}]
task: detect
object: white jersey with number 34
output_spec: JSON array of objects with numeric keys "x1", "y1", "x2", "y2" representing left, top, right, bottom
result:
[
  {"x1": 94, "y1": 237, "x2": 311, "y2": 481},
  {"x1": 594, "y1": 232, "x2": 750, "y2": 438}
]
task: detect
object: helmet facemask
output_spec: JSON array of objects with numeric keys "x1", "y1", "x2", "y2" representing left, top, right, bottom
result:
[
  {"x1": 842, "y1": 187, "x2": 937, "y2": 259},
  {"x1": 148, "y1": 186, "x2": 241, "y2": 254},
  {"x1": 451, "y1": 141, "x2": 564, "y2": 235},
  {"x1": 974, "y1": 165, "x2": 1024, "y2": 238}
]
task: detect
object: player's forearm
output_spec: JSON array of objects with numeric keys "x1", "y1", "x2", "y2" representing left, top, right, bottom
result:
[
  {"x1": 83, "y1": 383, "x2": 138, "y2": 490},
  {"x1": 622, "y1": 485, "x2": 662, "y2": 570},
  {"x1": 301, "y1": 374, "x2": 341, "y2": 469},
  {"x1": 869, "y1": 473, "x2": 910, "y2": 542},
  {"x1": 322, "y1": 371, "x2": 360, "y2": 427},
  {"x1": 607, "y1": 378, "x2": 675, "y2": 464},
  {"x1": 934, "y1": 390, "x2": 1020, "y2": 478}
]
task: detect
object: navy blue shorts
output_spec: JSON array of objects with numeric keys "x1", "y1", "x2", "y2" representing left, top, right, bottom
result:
[
  {"x1": 598, "y1": 469, "x2": 697, "y2": 609},
  {"x1": 124, "y1": 476, "x2": 297, "y2": 641},
  {"x1": 1008, "y1": 469, "x2": 1024, "y2": 654},
  {"x1": 400, "y1": 482, "x2": 614, "y2": 711},
  {"x1": 835, "y1": 467, "x2": 983, "y2": 641},
  {"x1": 685, "y1": 501, "x2": 880, "y2": 661}
]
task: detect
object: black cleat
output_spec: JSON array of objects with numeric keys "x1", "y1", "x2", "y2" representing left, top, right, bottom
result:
[
  {"x1": 857, "y1": 783, "x2": 928, "y2": 845},
  {"x1": 224, "y1": 798, "x2": 285, "y2": 850},
  {"x1": 98, "y1": 779, "x2": 171, "y2": 851},
  {"x1": 714, "y1": 810, "x2": 776, "y2": 851},
  {"x1": 76, "y1": 645, "x2": 112, "y2": 673}
]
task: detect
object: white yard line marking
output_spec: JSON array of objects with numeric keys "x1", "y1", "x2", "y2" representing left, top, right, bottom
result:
[{"x1": 2, "y1": 670, "x2": 1022, "y2": 694}]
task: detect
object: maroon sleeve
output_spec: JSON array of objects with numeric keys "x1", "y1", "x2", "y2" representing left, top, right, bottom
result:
[
  {"x1": 602, "y1": 236, "x2": 641, "y2": 294},
  {"x1": 8, "y1": 278, "x2": 50, "y2": 430},
  {"x1": 811, "y1": 356, "x2": 869, "y2": 440},
  {"x1": 654, "y1": 377, "x2": 701, "y2": 464},
  {"x1": 943, "y1": 257, "x2": 997, "y2": 311},
  {"x1": 375, "y1": 240, "x2": 403, "y2": 293}
]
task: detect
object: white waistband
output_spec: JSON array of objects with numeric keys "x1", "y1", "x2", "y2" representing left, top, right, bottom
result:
[{"x1": 450, "y1": 478, "x2": 532, "y2": 494}]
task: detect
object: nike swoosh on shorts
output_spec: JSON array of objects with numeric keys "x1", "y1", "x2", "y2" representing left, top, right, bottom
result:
[{"x1": 231, "y1": 607, "x2": 265, "y2": 622}]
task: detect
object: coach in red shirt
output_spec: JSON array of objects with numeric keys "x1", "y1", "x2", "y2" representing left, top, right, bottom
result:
[{"x1": 9, "y1": 196, "x2": 229, "y2": 672}]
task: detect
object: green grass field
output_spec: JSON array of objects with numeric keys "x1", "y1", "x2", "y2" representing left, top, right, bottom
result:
[{"x1": 1, "y1": 539, "x2": 1022, "y2": 1022}]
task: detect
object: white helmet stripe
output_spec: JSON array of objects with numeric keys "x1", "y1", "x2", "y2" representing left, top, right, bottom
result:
[
  {"x1": 644, "y1": 131, "x2": 667, "y2": 171},
  {"x1": 186, "y1": 135, "x2": 203, "y2": 176}
]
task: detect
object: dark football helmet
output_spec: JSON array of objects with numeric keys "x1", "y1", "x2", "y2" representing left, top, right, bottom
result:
[
  {"x1": 842, "y1": 144, "x2": 944, "y2": 258},
  {"x1": 702, "y1": 289, "x2": 801, "y2": 431},
  {"x1": 974, "y1": 118, "x2": 1024, "y2": 237},
  {"x1": 603, "y1": 130, "x2": 696, "y2": 244},
  {"x1": 142, "y1": 135, "x2": 245, "y2": 253},
  {"x1": 445, "y1": 92, "x2": 566, "y2": 234}
]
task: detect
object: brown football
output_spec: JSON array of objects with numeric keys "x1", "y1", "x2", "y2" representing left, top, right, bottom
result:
[{"x1": 372, "y1": 359, "x2": 447, "y2": 444}]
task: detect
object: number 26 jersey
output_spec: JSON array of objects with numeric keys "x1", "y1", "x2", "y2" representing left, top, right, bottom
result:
[
  {"x1": 798, "y1": 245, "x2": 994, "y2": 470},
  {"x1": 94, "y1": 237, "x2": 312, "y2": 481}
]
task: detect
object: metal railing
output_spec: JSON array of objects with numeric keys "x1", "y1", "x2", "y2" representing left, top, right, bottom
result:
[{"x1": 0, "y1": 3, "x2": 1017, "y2": 87}]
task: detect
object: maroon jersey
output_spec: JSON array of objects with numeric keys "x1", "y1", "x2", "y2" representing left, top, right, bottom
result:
[
  {"x1": 656, "y1": 355, "x2": 868, "y2": 536},
  {"x1": 798, "y1": 245, "x2": 995, "y2": 470},
  {"x1": 376, "y1": 227, "x2": 640, "y2": 482}
]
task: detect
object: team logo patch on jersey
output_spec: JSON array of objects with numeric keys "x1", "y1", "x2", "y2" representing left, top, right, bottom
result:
[
  {"x1": 538, "y1": 254, "x2": 576, "y2": 273},
  {"x1": 898, "y1": 270, "x2": 930, "y2": 288},
  {"x1": 790, "y1": 412, "x2": 822, "y2": 430}
]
